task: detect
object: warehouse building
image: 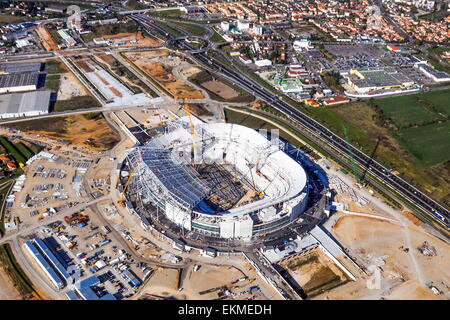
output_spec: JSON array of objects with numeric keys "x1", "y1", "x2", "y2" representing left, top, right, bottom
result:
[
  {"x1": 0, "y1": 71, "x2": 39, "y2": 94},
  {"x1": 0, "y1": 90, "x2": 51, "y2": 119},
  {"x1": 66, "y1": 276, "x2": 117, "y2": 300},
  {"x1": 418, "y1": 64, "x2": 450, "y2": 83},
  {"x1": 24, "y1": 237, "x2": 72, "y2": 290},
  {"x1": 0, "y1": 62, "x2": 42, "y2": 74},
  {"x1": 347, "y1": 68, "x2": 415, "y2": 93},
  {"x1": 24, "y1": 240, "x2": 65, "y2": 289}
]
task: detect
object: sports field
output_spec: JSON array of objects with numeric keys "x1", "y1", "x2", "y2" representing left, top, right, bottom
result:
[
  {"x1": 393, "y1": 121, "x2": 450, "y2": 168},
  {"x1": 375, "y1": 94, "x2": 445, "y2": 128}
]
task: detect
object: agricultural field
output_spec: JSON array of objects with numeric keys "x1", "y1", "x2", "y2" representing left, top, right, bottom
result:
[
  {"x1": 0, "y1": 136, "x2": 27, "y2": 164},
  {"x1": 393, "y1": 121, "x2": 450, "y2": 168},
  {"x1": 416, "y1": 89, "x2": 450, "y2": 116},
  {"x1": 374, "y1": 92, "x2": 449, "y2": 128},
  {"x1": 274, "y1": 99, "x2": 450, "y2": 206}
]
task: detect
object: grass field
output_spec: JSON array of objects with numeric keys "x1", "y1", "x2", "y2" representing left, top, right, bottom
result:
[
  {"x1": 45, "y1": 59, "x2": 67, "y2": 75},
  {"x1": 300, "y1": 101, "x2": 450, "y2": 204},
  {"x1": 149, "y1": 9, "x2": 183, "y2": 18},
  {"x1": 168, "y1": 21, "x2": 207, "y2": 37},
  {"x1": 44, "y1": 74, "x2": 60, "y2": 92},
  {"x1": 0, "y1": 136, "x2": 27, "y2": 164},
  {"x1": 393, "y1": 121, "x2": 450, "y2": 168},
  {"x1": 53, "y1": 95, "x2": 101, "y2": 112},
  {"x1": 210, "y1": 31, "x2": 226, "y2": 43},
  {"x1": 374, "y1": 95, "x2": 445, "y2": 128},
  {"x1": 14, "y1": 142, "x2": 33, "y2": 160},
  {"x1": 416, "y1": 89, "x2": 450, "y2": 116}
]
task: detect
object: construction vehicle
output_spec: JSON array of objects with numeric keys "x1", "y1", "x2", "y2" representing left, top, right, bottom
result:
[{"x1": 64, "y1": 212, "x2": 89, "y2": 226}]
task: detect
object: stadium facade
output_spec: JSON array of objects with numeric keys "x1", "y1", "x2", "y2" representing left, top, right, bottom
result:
[{"x1": 125, "y1": 118, "x2": 309, "y2": 241}]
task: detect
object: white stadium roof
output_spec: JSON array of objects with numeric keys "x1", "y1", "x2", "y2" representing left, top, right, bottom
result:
[{"x1": 129, "y1": 117, "x2": 307, "y2": 217}]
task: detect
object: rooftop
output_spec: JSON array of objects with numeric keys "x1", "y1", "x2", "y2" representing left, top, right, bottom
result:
[{"x1": 0, "y1": 90, "x2": 51, "y2": 115}]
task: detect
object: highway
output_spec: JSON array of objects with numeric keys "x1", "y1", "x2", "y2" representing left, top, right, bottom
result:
[{"x1": 131, "y1": 13, "x2": 450, "y2": 229}]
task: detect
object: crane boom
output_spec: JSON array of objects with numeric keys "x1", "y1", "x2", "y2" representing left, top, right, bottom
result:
[
  {"x1": 119, "y1": 162, "x2": 140, "y2": 203},
  {"x1": 184, "y1": 103, "x2": 198, "y2": 136}
]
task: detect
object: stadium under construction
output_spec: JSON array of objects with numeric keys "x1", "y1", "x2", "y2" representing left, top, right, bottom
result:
[{"x1": 119, "y1": 117, "x2": 328, "y2": 245}]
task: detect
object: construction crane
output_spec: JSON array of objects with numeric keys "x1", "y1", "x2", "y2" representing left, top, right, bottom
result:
[
  {"x1": 118, "y1": 161, "x2": 140, "y2": 207},
  {"x1": 342, "y1": 125, "x2": 360, "y2": 183},
  {"x1": 184, "y1": 103, "x2": 198, "y2": 137}
]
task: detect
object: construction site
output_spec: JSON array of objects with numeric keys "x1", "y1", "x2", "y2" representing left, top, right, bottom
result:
[
  {"x1": 120, "y1": 115, "x2": 309, "y2": 242},
  {"x1": 121, "y1": 49, "x2": 205, "y2": 100}
]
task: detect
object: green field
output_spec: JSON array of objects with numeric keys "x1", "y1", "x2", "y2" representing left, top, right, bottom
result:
[
  {"x1": 45, "y1": 59, "x2": 67, "y2": 75},
  {"x1": 393, "y1": 121, "x2": 450, "y2": 168},
  {"x1": 149, "y1": 9, "x2": 183, "y2": 17},
  {"x1": 416, "y1": 89, "x2": 450, "y2": 116},
  {"x1": 14, "y1": 142, "x2": 33, "y2": 160},
  {"x1": 374, "y1": 95, "x2": 445, "y2": 128},
  {"x1": 45, "y1": 74, "x2": 61, "y2": 92},
  {"x1": 168, "y1": 21, "x2": 207, "y2": 37},
  {"x1": 0, "y1": 137, "x2": 26, "y2": 165},
  {"x1": 210, "y1": 31, "x2": 226, "y2": 43}
]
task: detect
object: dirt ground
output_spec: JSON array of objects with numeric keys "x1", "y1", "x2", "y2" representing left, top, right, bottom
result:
[
  {"x1": 137, "y1": 264, "x2": 256, "y2": 300},
  {"x1": 8, "y1": 114, "x2": 120, "y2": 152},
  {"x1": 77, "y1": 59, "x2": 95, "y2": 73},
  {"x1": 36, "y1": 26, "x2": 59, "y2": 51},
  {"x1": 102, "y1": 32, "x2": 163, "y2": 47},
  {"x1": 0, "y1": 267, "x2": 22, "y2": 300},
  {"x1": 201, "y1": 80, "x2": 239, "y2": 99},
  {"x1": 123, "y1": 50, "x2": 204, "y2": 100},
  {"x1": 328, "y1": 215, "x2": 450, "y2": 300},
  {"x1": 280, "y1": 248, "x2": 349, "y2": 297},
  {"x1": 57, "y1": 72, "x2": 90, "y2": 100},
  {"x1": 98, "y1": 54, "x2": 117, "y2": 66}
]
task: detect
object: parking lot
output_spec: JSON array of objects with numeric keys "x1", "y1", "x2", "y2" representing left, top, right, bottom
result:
[{"x1": 23, "y1": 203, "x2": 150, "y2": 299}]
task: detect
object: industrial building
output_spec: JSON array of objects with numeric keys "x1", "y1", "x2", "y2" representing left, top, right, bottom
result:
[
  {"x1": 346, "y1": 68, "x2": 415, "y2": 93},
  {"x1": 417, "y1": 64, "x2": 450, "y2": 83},
  {"x1": 0, "y1": 72, "x2": 39, "y2": 94},
  {"x1": 124, "y1": 117, "x2": 309, "y2": 241},
  {"x1": 57, "y1": 29, "x2": 77, "y2": 47},
  {"x1": 24, "y1": 237, "x2": 72, "y2": 290},
  {"x1": 66, "y1": 276, "x2": 117, "y2": 300},
  {"x1": 0, "y1": 90, "x2": 51, "y2": 119},
  {"x1": 0, "y1": 62, "x2": 42, "y2": 74}
]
